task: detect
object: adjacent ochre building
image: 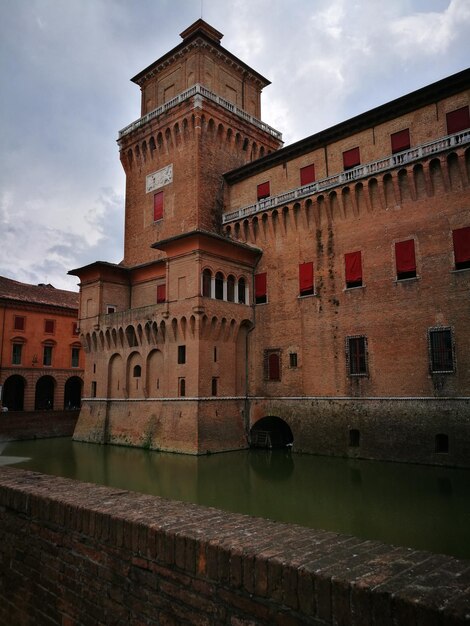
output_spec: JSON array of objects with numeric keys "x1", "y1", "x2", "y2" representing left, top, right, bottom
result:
[
  {"x1": 70, "y1": 20, "x2": 470, "y2": 465},
  {"x1": 0, "y1": 276, "x2": 84, "y2": 411}
]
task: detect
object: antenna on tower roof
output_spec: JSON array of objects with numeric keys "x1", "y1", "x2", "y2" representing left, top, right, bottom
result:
[{"x1": 201, "y1": 0, "x2": 203, "y2": 18}]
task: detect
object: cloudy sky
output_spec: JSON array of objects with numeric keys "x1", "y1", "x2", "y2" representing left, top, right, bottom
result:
[{"x1": 1, "y1": 0, "x2": 469, "y2": 291}]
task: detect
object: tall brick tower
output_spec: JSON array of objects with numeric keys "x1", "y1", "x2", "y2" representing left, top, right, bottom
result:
[{"x1": 70, "y1": 20, "x2": 283, "y2": 453}]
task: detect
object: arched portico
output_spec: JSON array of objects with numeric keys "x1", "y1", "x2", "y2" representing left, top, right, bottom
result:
[
  {"x1": 2, "y1": 374, "x2": 26, "y2": 411},
  {"x1": 64, "y1": 376, "x2": 82, "y2": 409},
  {"x1": 35, "y1": 375, "x2": 55, "y2": 410}
]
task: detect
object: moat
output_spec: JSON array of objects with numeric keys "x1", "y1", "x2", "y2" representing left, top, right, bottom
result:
[{"x1": 2, "y1": 437, "x2": 470, "y2": 559}]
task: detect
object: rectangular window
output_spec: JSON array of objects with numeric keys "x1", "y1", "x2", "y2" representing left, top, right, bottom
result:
[
  {"x1": 179, "y1": 378, "x2": 186, "y2": 397},
  {"x1": 177, "y1": 345, "x2": 186, "y2": 365},
  {"x1": 289, "y1": 352, "x2": 298, "y2": 368},
  {"x1": 44, "y1": 319, "x2": 55, "y2": 334},
  {"x1": 391, "y1": 128, "x2": 410, "y2": 154},
  {"x1": 452, "y1": 226, "x2": 470, "y2": 270},
  {"x1": 257, "y1": 181, "x2": 270, "y2": 201},
  {"x1": 395, "y1": 239, "x2": 417, "y2": 280},
  {"x1": 299, "y1": 262, "x2": 314, "y2": 296},
  {"x1": 300, "y1": 164, "x2": 315, "y2": 186},
  {"x1": 12, "y1": 343, "x2": 22, "y2": 365},
  {"x1": 43, "y1": 345, "x2": 53, "y2": 366},
  {"x1": 346, "y1": 336, "x2": 368, "y2": 376},
  {"x1": 345, "y1": 251, "x2": 363, "y2": 288},
  {"x1": 446, "y1": 106, "x2": 470, "y2": 135},
  {"x1": 264, "y1": 350, "x2": 281, "y2": 381},
  {"x1": 72, "y1": 322, "x2": 79, "y2": 335},
  {"x1": 255, "y1": 272, "x2": 267, "y2": 304},
  {"x1": 14, "y1": 316, "x2": 25, "y2": 331},
  {"x1": 71, "y1": 347, "x2": 80, "y2": 368},
  {"x1": 211, "y1": 377, "x2": 218, "y2": 396},
  {"x1": 157, "y1": 283, "x2": 166, "y2": 303},
  {"x1": 343, "y1": 147, "x2": 360, "y2": 170},
  {"x1": 106, "y1": 305, "x2": 116, "y2": 314},
  {"x1": 154, "y1": 191, "x2": 164, "y2": 221},
  {"x1": 214, "y1": 346, "x2": 217, "y2": 362},
  {"x1": 91, "y1": 381, "x2": 97, "y2": 398},
  {"x1": 429, "y1": 328, "x2": 454, "y2": 373}
]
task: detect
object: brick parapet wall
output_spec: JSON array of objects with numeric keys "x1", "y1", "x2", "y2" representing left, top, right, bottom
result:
[
  {"x1": 0, "y1": 410, "x2": 79, "y2": 442},
  {"x1": 0, "y1": 467, "x2": 469, "y2": 625}
]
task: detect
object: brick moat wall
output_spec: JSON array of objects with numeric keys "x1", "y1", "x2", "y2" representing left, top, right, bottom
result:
[
  {"x1": 0, "y1": 467, "x2": 469, "y2": 625},
  {"x1": 0, "y1": 410, "x2": 79, "y2": 442}
]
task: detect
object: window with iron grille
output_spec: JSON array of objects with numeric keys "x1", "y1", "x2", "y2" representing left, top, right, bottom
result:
[
  {"x1": 428, "y1": 328, "x2": 454, "y2": 373},
  {"x1": 264, "y1": 349, "x2": 281, "y2": 381},
  {"x1": 346, "y1": 336, "x2": 368, "y2": 376}
]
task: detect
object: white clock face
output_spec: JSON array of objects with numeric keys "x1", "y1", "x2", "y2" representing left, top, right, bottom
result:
[{"x1": 146, "y1": 164, "x2": 173, "y2": 193}]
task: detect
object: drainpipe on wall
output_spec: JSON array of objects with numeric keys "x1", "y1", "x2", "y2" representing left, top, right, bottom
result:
[{"x1": 244, "y1": 257, "x2": 261, "y2": 443}]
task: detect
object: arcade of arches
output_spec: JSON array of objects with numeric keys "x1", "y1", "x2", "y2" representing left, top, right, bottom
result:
[{"x1": 1, "y1": 373, "x2": 83, "y2": 411}]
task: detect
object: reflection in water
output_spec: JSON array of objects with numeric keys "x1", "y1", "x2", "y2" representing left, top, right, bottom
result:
[{"x1": 2, "y1": 439, "x2": 470, "y2": 559}]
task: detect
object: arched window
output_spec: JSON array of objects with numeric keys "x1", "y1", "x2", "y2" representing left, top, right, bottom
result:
[
  {"x1": 435, "y1": 433, "x2": 449, "y2": 453},
  {"x1": 227, "y1": 275, "x2": 235, "y2": 302},
  {"x1": 133, "y1": 365, "x2": 141, "y2": 378},
  {"x1": 238, "y1": 277, "x2": 246, "y2": 304},
  {"x1": 202, "y1": 269, "x2": 212, "y2": 297},
  {"x1": 215, "y1": 272, "x2": 224, "y2": 300},
  {"x1": 349, "y1": 429, "x2": 360, "y2": 447},
  {"x1": 264, "y1": 350, "x2": 280, "y2": 381}
]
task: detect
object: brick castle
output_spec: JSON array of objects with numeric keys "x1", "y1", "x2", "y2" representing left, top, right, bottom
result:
[{"x1": 70, "y1": 20, "x2": 470, "y2": 465}]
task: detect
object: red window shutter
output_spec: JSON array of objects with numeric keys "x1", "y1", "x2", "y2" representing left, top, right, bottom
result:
[
  {"x1": 395, "y1": 240, "x2": 416, "y2": 274},
  {"x1": 157, "y1": 284, "x2": 166, "y2": 303},
  {"x1": 45, "y1": 320, "x2": 55, "y2": 333},
  {"x1": 300, "y1": 164, "x2": 315, "y2": 186},
  {"x1": 257, "y1": 182, "x2": 270, "y2": 200},
  {"x1": 446, "y1": 106, "x2": 470, "y2": 135},
  {"x1": 14, "y1": 316, "x2": 25, "y2": 331},
  {"x1": 255, "y1": 272, "x2": 267, "y2": 297},
  {"x1": 268, "y1": 353, "x2": 280, "y2": 380},
  {"x1": 453, "y1": 227, "x2": 470, "y2": 264},
  {"x1": 154, "y1": 191, "x2": 164, "y2": 221},
  {"x1": 345, "y1": 251, "x2": 362, "y2": 284},
  {"x1": 391, "y1": 129, "x2": 410, "y2": 153},
  {"x1": 343, "y1": 147, "x2": 360, "y2": 169},
  {"x1": 299, "y1": 262, "x2": 314, "y2": 294}
]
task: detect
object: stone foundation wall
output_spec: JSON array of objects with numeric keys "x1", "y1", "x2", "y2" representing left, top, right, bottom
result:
[
  {"x1": 0, "y1": 467, "x2": 469, "y2": 625},
  {"x1": 74, "y1": 399, "x2": 247, "y2": 454},
  {"x1": 251, "y1": 397, "x2": 470, "y2": 468},
  {"x1": 0, "y1": 410, "x2": 79, "y2": 442}
]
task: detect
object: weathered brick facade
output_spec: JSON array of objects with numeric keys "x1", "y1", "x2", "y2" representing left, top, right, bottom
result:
[{"x1": 70, "y1": 20, "x2": 470, "y2": 464}]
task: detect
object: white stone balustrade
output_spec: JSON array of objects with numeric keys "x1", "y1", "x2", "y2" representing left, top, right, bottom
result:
[{"x1": 223, "y1": 129, "x2": 470, "y2": 224}]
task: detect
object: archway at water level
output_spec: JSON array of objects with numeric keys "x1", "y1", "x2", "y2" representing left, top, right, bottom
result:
[{"x1": 249, "y1": 416, "x2": 294, "y2": 449}]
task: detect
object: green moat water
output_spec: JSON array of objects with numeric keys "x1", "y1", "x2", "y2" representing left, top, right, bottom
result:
[{"x1": 1, "y1": 438, "x2": 470, "y2": 559}]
